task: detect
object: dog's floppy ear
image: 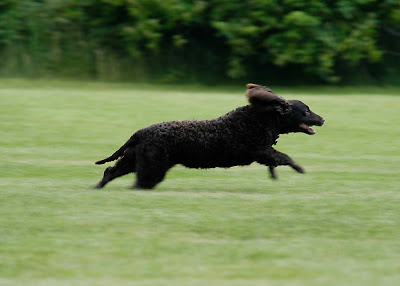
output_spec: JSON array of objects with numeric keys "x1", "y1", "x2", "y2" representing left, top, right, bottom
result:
[{"x1": 246, "y1": 83, "x2": 290, "y2": 114}]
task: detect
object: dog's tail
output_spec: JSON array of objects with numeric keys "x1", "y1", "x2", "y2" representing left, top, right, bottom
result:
[{"x1": 95, "y1": 134, "x2": 139, "y2": 165}]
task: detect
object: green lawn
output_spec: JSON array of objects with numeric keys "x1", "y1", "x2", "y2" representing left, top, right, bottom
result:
[{"x1": 1, "y1": 79, "x2": 399, "y2": 285}]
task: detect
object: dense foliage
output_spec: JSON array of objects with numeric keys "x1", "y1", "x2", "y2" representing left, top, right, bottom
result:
[{"x1": 1, "y1": 0, "x2": 400, "y2": 83}]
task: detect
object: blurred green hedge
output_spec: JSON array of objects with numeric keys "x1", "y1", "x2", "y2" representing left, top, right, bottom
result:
[{"x1": 1, "y1": 0, "x2": 400, "y2": 84}]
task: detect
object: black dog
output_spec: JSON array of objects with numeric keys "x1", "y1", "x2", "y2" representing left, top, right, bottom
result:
[{"x1": 94, "y1": 84, "x2": 325, "y2": 189}]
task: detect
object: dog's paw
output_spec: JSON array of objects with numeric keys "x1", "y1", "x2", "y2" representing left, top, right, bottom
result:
[
  {"x1": 292, "y1": 164, "x2": 305, "y2": 174},
  {"x1": 269, "y1": 165, "x2": 278, "y2": 179}
]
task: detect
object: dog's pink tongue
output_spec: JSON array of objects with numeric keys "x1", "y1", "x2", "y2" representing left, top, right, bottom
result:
[{"x1": 300, "y1": 123, "x2": 316, "y2": 134}]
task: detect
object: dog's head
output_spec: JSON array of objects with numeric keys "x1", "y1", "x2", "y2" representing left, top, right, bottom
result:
[
  {"x1": 246, "y1": 83, "x2": 325, "y2": 135},
  {"x1": 285, "y1": 100, "x2": 325, "y2": 135}
]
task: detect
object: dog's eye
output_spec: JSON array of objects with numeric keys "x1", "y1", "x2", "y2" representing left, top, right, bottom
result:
[{"x1": 304, "y1": 110, "x2": 310, "y2": 116}]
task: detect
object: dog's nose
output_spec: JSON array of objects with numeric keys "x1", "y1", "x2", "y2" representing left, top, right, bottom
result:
[{"x1": 321, "y1": 118, "x2": 325, "y2": 125}]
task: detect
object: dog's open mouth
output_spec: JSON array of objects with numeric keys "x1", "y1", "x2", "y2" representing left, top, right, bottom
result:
[{"x1": 299, "y1": 123, "x2": 316, "y2": 135}]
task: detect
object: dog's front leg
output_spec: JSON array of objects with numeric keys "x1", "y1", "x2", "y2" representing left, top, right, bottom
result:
[{"x1": 257, "y1": 148, "x2": 304, "y2": 179}]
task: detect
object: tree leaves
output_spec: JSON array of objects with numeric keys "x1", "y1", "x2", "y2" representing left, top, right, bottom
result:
[{"x1": 0, "y1": 0, "x2": 399, "y2": 82}]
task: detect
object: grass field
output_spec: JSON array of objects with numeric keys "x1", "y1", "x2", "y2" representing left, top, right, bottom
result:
[{"x1": 1, "y1": 79, "x2": 400, "y2": 285}]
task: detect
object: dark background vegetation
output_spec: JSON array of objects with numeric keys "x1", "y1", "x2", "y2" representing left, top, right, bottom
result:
[{"x1": 1, "y1": 0, "x2": 400, "y2": 84}]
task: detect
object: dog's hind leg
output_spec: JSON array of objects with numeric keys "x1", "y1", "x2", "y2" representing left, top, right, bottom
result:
[
  {"x1": 134, "y1": 166, "x2": 169, "y2": 190},
  {"x1": 133, "y1": 150, "x2": 172, "y2": 190},
  {"x1": 94, "y1": 152, "x2": 136, "y2": 189}
]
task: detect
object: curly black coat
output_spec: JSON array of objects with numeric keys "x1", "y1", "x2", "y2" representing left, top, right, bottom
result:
[{"x1": 94, "y1": 84, "x2": 325, "y2": 189}]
